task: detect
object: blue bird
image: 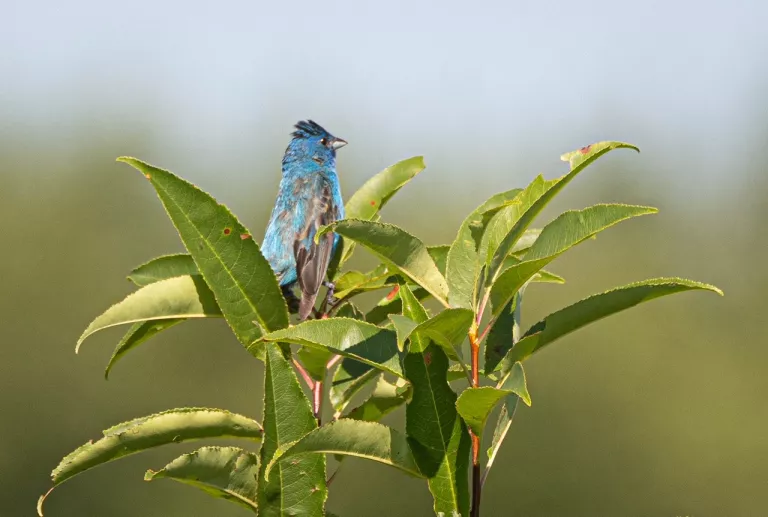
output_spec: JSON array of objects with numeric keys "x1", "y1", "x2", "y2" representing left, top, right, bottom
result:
[{"x1": 261, "y1": 120, "x2": 347, "y2": 320}]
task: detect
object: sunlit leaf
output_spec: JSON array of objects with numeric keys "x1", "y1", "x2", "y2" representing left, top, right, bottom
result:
[
  {"x1": 445, "y1": 188, "x2": 523, "y2": 309},
  {"x1": 127, "y1": 253, "x2": 198, "y2": 286},
  {"x1": 37, "y1": 408, "x2": 262, "y2": 516},
  {"x1": 331, "y1": 156, "x2": 426, "y2": 276},
  {"x1": 255, "y1": 318, "x2": 404, "y2": 378},
  {"x1": 400, "y1": 285, "x2": 470, "y2": 516},
  {"x1": 76, "y1": 275, "x2": 221, "y2": 352},
  {"x1": 319, "y1": 219, "x2": 449, "y2": 306},
  {"x1": 258, "y1": 345, "x2": 326, "y2": 515},
  {"x1": 104, "y1": 318, "x2": 184, "y2": 379},
  {"x1": 485, "y1": 142, "x2": 640, "y2": 288},
  {"x1": 484, "y1": 362, "x2": 529, "y2": 484},
  {"x1": 346, "y1": 376, "x2": 412, "y2": 422},
  {"x1": 118, "y1": 157, "x2": 288, "y2": 360},
  {"x1": 489, "y1": 204, "x2": 657, "y2": 318},
  {"x1": 498, "y1": 277, "x2": 723, "y2": 369},
  {"x1": 265, "y1": 420, "x2": 423, "y2": 480},
  {"x1": 145, "y1": 446, "x2": 259, "y2": 513}
]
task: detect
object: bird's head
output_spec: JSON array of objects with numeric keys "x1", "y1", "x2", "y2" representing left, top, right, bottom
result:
[{"x1": 283, "y1": 120, "x2": 347, "y2": 170}]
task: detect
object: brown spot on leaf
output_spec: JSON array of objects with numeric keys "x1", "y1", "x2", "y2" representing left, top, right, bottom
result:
[
  {"x1": 240, "y1": 233, "x2": 250, "y2": 240},
  {"x1": 223, "y1": 228, "x2": 231, "y2": 235},
  {"x1": 424, "y1": 351, "x2": 432, "y2": 366},
  {"x1": 144, "y1": 173, "x2": 151, "y2": 179},
  {"x1": 386, "y1": 285, "x2": 400, "y2": 301},
  {"x1": 579, "y1": 145, "x2": 592, "y2": 154},
  {"x1": 370, "y1": 200, "x2": 376, "y2": 206}
]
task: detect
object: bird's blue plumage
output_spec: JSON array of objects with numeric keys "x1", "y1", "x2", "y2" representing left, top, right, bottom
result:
[{"x1": 261, "y1": 120, "x2": 346, "y2": 319}]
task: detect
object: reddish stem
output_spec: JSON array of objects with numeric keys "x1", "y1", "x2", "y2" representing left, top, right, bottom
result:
[
  {"x1": 292, "y1": 357, "x2": 315, "y2": 390},
  {"x1": 313, "y1": 381, "x2": 323, "y2": 426}
]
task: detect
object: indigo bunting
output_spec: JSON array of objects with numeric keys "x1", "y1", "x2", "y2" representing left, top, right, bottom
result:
[{"x1": 261, "y1": 120, "x2": 347, "y2": 320}]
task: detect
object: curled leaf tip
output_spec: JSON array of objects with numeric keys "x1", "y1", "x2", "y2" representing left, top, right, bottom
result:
[{"x1": 37, "y1": 487, "x2": 54, "y2": 516}]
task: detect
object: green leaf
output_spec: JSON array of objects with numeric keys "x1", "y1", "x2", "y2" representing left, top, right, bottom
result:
[
  {"x1": 297, "y1": 347, "x2": 333, "y2": 382},
  {"x1": 145, "y1": 446, "x2": 259, "y2": 513},
  {"x1": 332, "y1": 156, "x2": 426, "y2": 274},
  {"x1": 484, "y1": 362, "x2": 529, "y2": 483},
  {"x1": 259, "y1": 345, "x2": 326, "y2": 516},
  {"x1": 427, "y1": 245, "x2": 450, "y2": 276},
  {"x1": 400, "y1": 285, "x2": 470, "y2": 517},
  {"x1": 445, "y1": 188, "x2": 523, "y2": 309},
  {"x1": 407, "y1": 308, "x2": 474, "y2": 361},
  {"x1": 485, "y1": 142, "x2": 640, "y2": 287},
  {"x1": 37, "y1": 408, "x2": 262, "y2": 516},
  {"x1": 346, "y1": 376, "x2": 412, "y2": 422},
  {"x1": 480, "y1": 178, "x2": 557, "y2": 268},
  {"x1": 484, "y1": 292, "x2": 522, "y2": 374},
  {"x1": 332, "y1": 266, "x2": 395, "y2": 300},
  {"x1": 118, "y1": 157, "x2": 289, "y2": 359},
  {"x1": 104, "y1": 318, "x2": 184, "y2": 379},
  {"x1": 499, "y1": 277, "x2": 724, "y2": 368},
  {"x1": 496, "y1": 361, "x2": 531, "y2": 406},
  {"x1": 364, "y1": 286, "x2": 431, "y2": 325},
  {"x1": 319, "y1": 219, "x2": 449, "y2": 307},
  {"x1": 489, "y1": 204, "x2": 657, "y2": 318},
  {"x1": 330, "y1": 365, "x2": 379, "y2": 417},
  {"x1": 388, "y1": 314, "x2": 419, "y2": 352},
  {"x1": 256, "y1": 318, "x2": 404, "y2": 378},
  {"x1": 127, "y1": 253, "x2": 198, "y2": 286},
  {"x1": 76, "y1": 275, "x2": 222, "y2": 352},
  {"x1": 455, "y1": 387, "x2": 514, "y2": 436},
  {"x1": 265, "y1": 420, "x2": 423, "y2": 480}
]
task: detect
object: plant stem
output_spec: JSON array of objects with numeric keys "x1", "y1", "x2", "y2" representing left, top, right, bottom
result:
[
  {"x1": 292, "y1": 357, "x2": 315, "y2": 390},
  {"x1": 468, "y1": 322, "x2": 482, "y2": 516},
  {"x1": 313, "y1": 381, "x2": 323, "y2": 426}
]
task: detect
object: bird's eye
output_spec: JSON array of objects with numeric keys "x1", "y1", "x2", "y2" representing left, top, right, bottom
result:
[{"x1": 320, "y1": 138, "x2": 328, "y2": 146}]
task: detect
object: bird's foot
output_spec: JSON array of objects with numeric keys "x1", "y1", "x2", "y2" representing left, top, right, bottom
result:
[{"x1": 323, "y1": 281, "x2": 337, "y2": 308}]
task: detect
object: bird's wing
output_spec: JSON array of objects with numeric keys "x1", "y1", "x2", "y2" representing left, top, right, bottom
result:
[{"x1": 294, "y1": 177, "x2": 341, "y2": 320}]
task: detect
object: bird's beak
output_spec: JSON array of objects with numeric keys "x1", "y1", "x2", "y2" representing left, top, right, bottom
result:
[{"x1": 331, "y1": 138, "x2": 348, "y2": 150}]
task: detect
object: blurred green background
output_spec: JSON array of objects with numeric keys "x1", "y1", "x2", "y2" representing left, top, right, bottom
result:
[{"x1": 2, "y1": 1, "x2": 766, "y2": 516}]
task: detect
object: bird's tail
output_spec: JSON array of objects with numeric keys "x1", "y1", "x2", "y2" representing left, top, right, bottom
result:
[{"x1": 298, "y1": 293, "x2": 318, "y2": 321}]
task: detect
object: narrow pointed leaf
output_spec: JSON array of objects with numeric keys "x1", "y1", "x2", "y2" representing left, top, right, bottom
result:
[
  {"x1": 486, "y1": 142, "x2": 640, "y2": 285},
  {"x1": 499, "y1": 277, "x2": 723, "y2": 368},
  {"x1": 319, "y1": 219, "x2": 449, "y2": 306},
  {"x1": 38, "y1": 408, "x2": 262, "y2": 515},
  {"x1": 480, "y1": 178, "x2": 557, "y2": 267},
  {"x1": 127, "y1": 253, "x2": 198, "y2": 286},
  {"x1": 76, "y1": 275, "x2": 221, "y2": 352},
  {"x1": 256, "y1": 318, "x2": 404, "y2": 378},
  {"x1": 259, "y1": 345, "x2": 326, "y2": 516},
  {"x1": 346, "y1": 377, "x2": 412, "y2": 422},
  {"x1": 332, "y1": 266, "x2": 395, "y2": 300},
  {"x1": 456, "y1": 387, "x2": 516, "y2": 436},
  {"x1": 365, "y1": 286, "x2": 431, "y2": 325},
  {"x1": 484, "y1": 363, "x2": 529, "y2": 483},
  {"x1": 489, "y1": 204, "x2": 657, "y2": 317},
  {"x1": 266, "y1": 420, "x2": 423, "y2": 481},
  {"x1": 389, "y1": 314, "x2": 419, "y2": 352},
  {"x1": 145, "y1": 446, "x2": 259, "y2": 513},
  {"x1": 427, "y1": 245, "x2": 450, "y2": 276},
  {"x1": 118, "y1": 157, "x2": 289, "y2": 359},
  {"x1": 330, "y1": 366, "x2": 379, "y2": 416},
  {"x1": 344, "y1": 156, "x2": 426, "y2": 221},
  {"x1": 407, "y1": 308, "x2": 474, "y2": 361},
  {"x1": 445, "y1": 188, "x2": 523, "y2": 309},
  {"x1": 104, "y1": 318, "x2": 184, "y2": 379},
  {"x1": 331, "y1": 156, "x2": 426, "y2": 275},
  {"x1": 400, "y1": 285, "x2": 470, "y2": 516}
]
